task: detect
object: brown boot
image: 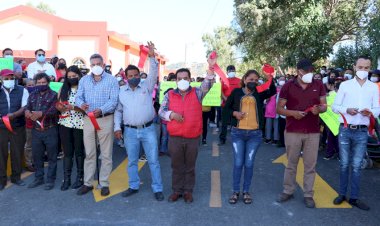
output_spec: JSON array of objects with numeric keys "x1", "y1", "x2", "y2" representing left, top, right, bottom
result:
[
  {"x1": 168, "y1": 192, "x2": 182, "y2": 202},
  {"x1": 276, "y1": 193, "x2": 294, "y2": 203},
  {"x1": 184, "y1": 192, "x2": 193, "y2": 203}
]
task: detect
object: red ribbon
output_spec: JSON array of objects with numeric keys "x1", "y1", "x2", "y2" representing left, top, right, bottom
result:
[
  {"x1": 56, "y1": 101, "x2": 70, "y2": 119},
  {"x1": 138, "y1": 45, "x2": 149, "y2": 69},
  {"x1": 88, "y1": 112, "x2": 101, "y2": 131},
  {"x1": 369, "y1": 114, "x2": 376, "y2": 136},
  {"x1": 304, "y1": 104, "x2": 375, "y2": 131},
  {"x1": 256, "y1": 78, "x2": 273, "y2": 93},
  {"x1": 2, "y1": 116, "x2": 14, "y2": 134},
  {"x1": 210, "y1": 51, "x2": 273, "y2": 93},
  {"x1": 209, "y1": 51, "x2": 230, "y2": 88}
]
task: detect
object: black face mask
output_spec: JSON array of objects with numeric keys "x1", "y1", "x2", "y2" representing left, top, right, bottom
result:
[
  {"x1": 328, "y1": 77, "x2": 335, "y2": 84},
  {"x1": 128, "y1": 77, "x2": 140, "y2": 88},
  {"x1": 246, "y1": 82, "x2": 257, "y2": 92},
  {"x1": 68, "y1": 78, "x2": 79, "y2": 86}
]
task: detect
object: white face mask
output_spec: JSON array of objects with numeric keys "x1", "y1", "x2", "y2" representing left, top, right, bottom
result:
[
  {"x1": 301, "y1": 73, "x2": 313, "y2": 84},
  {"x1": 177, "y1": 79, "x2": 190, "y2": 91},
  {"x1": 370, "y1": 77, "x2": 379, "y2": 83},
  {"x1": 344, "y1": 74, "x2": 352, "y2": 80},
  {"x1": 116, "y1": 77, "x2": 122, "y2": 82},
  {"x1": 356, "y1": 71, "x2": 369, "y2": 80},
  {"x1": 227, "y1": 72, "x2": 236, "y2": 78},
  {"x1": 141, "y1": 78, "x2": 146, "y2": 82},
  {"x1": 3, "y1": 80, "x2": 15, "y2": 89},
  {"x1": 91, "y1": 65, "x2": 103, "y2": 76},
  {"x1": 278, "y1": 80, "x2": 285, "y2": 86},
  {"x1": 4, "y1": 55, "x2": 13, "y2": 59},
  {"x1": 320, "y1": 70, "x2": 326, "y2": 75}
]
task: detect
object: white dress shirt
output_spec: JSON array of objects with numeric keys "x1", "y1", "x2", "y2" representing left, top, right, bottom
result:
[
  {"x1": 27, "y1": 61, "x2": 56, "y2": 79},
  {"x1": 332, "y1": 78, "x2": 380, "y2": 126},
  {"x1": 1, "y1": 86, "x2": 29, "y2": 109}
]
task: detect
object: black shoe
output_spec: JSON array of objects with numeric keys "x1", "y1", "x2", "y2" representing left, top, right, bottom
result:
[
  {"x1": 12, "y1": 179, "x2": 26, "y2": 186},
  {"x1": 349, "y1": 199, "x2": 370, "y2": 211},
  {"x1": 44, "y1": 183, "x2": 54, "y2": 190},
  {"x1": 323, "y1": 155, "x2": 334, "y2": 160},
  {"x1": 218, "y1": 139, "x2": 226, "y2": 146},
  {"x1": 77, "y1": 185, "x2": 94, "y2": 195},
  {"x1": 264, "y1": 139, "x2": 271, "y2": 144},
  {"x1": 202, "y1": 139, "x2": 207, "y2": 146},
  {"x1": 101, "y1": 187, "x2": 110, "y2": 196},
  {"x1": 304, "y1": 197, "x2": 315, "y2": 208},
  {"x1": 121, "y1": 188, "x2": 139, "y2": 197},
  {"x1": 71, "y1": 177, "x2": 83, "y2": 189},
  {"x1": 0, "y1": 184, "x2": 5, "y2": 191},
  {"x1": 333, "y1": 195, "x2": 346, "y2": 205},
  {"x1": 154, "y1": 192, "x2": 164, "y2": 201},
  {"x1": 28, "y1": 179, "x2": 44, "y2": 188},
  {"x1": 276, "y1": 193, "x2": 294, "y2": 203},
  {"x1": 61, "y1": 180, "x2": 71, "y2": 191}
]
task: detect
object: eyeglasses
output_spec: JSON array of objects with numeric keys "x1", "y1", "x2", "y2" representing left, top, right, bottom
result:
[{"x1": 37, "y1": 54, "x2": 45, "y2": 57}]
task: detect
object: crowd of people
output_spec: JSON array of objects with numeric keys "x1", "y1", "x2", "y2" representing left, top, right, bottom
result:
[{"x1": 0, "y1": 44, "x2": 378, "y2": 211}]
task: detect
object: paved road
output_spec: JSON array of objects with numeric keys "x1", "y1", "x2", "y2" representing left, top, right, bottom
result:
[{"x1": 0, "y1": 127, "x2": 379, "y2": 226}]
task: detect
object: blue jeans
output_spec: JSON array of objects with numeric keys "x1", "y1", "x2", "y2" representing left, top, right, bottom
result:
[
  {"x1": 231, "y1": 128, "x2": 262, "y2": 192},
  {"x1": 160, "y1": 124, "x2": 169, "y2": 153},
  {"x1": 124, "y1": 124, "x2": 163, "y2": 192},
  {"x1": 338, "y1": 125, "x2": 368, "y2": 199}
]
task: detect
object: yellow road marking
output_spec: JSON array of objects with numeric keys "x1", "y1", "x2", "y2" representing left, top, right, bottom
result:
[
  {"x1": 209, "y1": 170, "x2": 222, "y2": 208},
  {"x1": 212, "y1": 142, "x2": 219, "y2": 157},
  {"x1": 273, "y1": 154, "x2": 351, "y2": 208},
  {"x1": 93, "y1": 158, "x2": 145, "y2": 202}
]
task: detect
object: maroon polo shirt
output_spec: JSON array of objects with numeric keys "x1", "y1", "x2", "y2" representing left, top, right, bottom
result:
[{"x1": 279, "y1": 79, "x2": 326, "y2": 133}]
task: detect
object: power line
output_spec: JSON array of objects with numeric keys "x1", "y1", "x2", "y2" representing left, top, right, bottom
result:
[{"x1": 201, "y1": 0, "x2": 220, "y2": 34}]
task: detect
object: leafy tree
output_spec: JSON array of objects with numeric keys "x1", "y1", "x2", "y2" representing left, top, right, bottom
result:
[
  {"x1": 202, "y1": 26, "x2": 237, "y2": 71},
  {"x1": 233, "y1": 0, "x2": 372, "y2": 66},
  {"x1": 26, "y1": 1, "x2": 56, "y2": 15}
]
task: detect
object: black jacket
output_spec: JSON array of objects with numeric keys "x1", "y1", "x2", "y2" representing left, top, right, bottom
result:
[{"x1": 224, "y1": 80, "x2": 277, "y2": 130}]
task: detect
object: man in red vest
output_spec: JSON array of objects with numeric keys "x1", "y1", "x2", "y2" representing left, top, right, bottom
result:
[{"x1": 159, "y1": 68, "x2": 215, "y2": 203}]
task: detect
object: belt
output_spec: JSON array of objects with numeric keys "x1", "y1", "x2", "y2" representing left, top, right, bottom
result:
[
  {"x1": 34, "y1": 125, "x2": 55, "y2": 132},
  {"x1": 97, "y1": 113, "x2": 113, "y2": 118},
  {"x1": 125, "y1": 120, "x2": 153, "y2": 129},
  {"x1": 341, "y1": 124, "x2": 367, "y2": 130}
]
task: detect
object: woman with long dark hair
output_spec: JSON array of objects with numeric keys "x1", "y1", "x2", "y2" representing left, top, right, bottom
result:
[
  {"x1": 225, "y1": 69, "x2": 276, "y2": 204},
  {"x1": 56, "y1": 65, "x2": 85, "y2": 191}
]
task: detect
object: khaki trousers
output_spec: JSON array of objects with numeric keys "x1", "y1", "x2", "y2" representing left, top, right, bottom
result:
[
  {"x1": 283, "y1": 132, "x2": 319, "y2": 197},
  {"x1": 83, "y1": 115, "x2": 114, "y2": 187}
]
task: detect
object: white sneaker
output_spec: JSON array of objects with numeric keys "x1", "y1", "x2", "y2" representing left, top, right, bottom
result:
[{"x1": 209, "y1": 123, "x2": 217, "y2": 128}]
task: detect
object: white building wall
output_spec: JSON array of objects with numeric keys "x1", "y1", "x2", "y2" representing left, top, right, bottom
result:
[
  {"x1": 108, "y1": 46, "x2": 125, "y2": 74},
  {"x1": 58, "y1": 37, "x2": 98, "y2": 68}
]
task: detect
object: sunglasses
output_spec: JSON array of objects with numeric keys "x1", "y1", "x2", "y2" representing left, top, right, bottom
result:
[{"x1": 37, "y1": 54, "x2": 45, "y2": 57}]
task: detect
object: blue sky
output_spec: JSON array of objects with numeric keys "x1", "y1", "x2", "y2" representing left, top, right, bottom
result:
[{"x1": 0, "y1": 0, "x2": 235, "y2": 64}]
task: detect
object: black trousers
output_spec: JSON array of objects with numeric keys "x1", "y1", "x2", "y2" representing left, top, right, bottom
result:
[
  {"x1": 219, "y1": 106, "x2": 231, "y2": 141},
  {"x1": 202, "y1": 111, "x2": 211, "y2": 140},
  {"x1": 279, "y1": 117, "x2": 286, "y2": 146},
  {"x1": 0, "y1": 127, "x2": 26, "y2": 185},
  {"x1": 32, "y1": 127, "x2": 58, "y2": 183},
  {"x1": 59, "y1": 125, "x2": 85, "y2": 177}
]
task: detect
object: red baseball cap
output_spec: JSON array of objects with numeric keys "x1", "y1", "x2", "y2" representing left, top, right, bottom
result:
[
  {"x1": 262, "y1": 64, "x2": 275, "y2": 74},
  {"x1": 0, "y1": 69, "x2": 14, "y2": 77}
]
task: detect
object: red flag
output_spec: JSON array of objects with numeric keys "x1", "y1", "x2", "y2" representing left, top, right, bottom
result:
[{"x1": 138, "y1": 45, "x2": 149, "y2": 69}]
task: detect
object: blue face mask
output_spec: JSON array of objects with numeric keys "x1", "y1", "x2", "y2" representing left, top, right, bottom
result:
[{"x1": 37, "y1": 55, "x2": 46, "y2": 63}]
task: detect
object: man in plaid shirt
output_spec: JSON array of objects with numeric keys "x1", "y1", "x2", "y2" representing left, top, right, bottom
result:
[{"x1": 25, "y1": 73, "x2": 58, "y2": 190}]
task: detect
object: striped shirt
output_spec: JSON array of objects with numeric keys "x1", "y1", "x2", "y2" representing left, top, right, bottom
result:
[{"x1": 75, "y1": 71, "x2": 119, "y2": 114}]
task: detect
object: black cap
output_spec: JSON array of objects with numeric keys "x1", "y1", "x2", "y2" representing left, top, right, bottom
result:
[
  {"x1": 296, "y1": 59, "x2": 314, "y2": 71},
  {"x1": 226, "y1": 65, "x2": 236, "y2": 72},
  {"x1": 372, "y1": 69, "x2": 380, "y2": 75}
]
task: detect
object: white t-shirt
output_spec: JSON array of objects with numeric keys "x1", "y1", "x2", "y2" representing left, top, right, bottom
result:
[{"x1": 27, "y1": 61, "x2": 56, "y2": 79}]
